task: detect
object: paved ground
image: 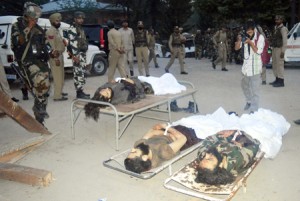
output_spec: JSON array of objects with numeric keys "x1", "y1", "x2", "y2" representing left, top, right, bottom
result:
[{"x1": 0, "y1": 57, "x2": 300, "y2": 201}]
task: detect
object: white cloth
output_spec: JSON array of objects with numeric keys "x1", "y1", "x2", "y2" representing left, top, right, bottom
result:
[
  {"x1": 172, "y1": 107, "x2": 290, "y2": 159},
  {"x1": 138, "y1": 73, "x2": 186, "y2": 95},
  {"x1": 241, "y1": 31, "x2": 265, "y2": 76}
]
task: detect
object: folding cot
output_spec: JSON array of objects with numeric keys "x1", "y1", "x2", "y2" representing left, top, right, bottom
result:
[
  {"x1": 163, "y1": 150, "x2": 265, "y2": 201},
  {"x1": 103, "y1": 140, "x2": 202, "y2": 179},
  {"x1": 70, "y1": 81, "x2": 198, "y2": 150}
]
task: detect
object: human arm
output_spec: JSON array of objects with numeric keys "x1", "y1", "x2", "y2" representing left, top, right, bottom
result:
[
  {"x1": 234, "y1": 35, "x2": 242, "y2": 51},
  {"x1": 280, "y1": 26, "x2": 288, "y2": 58}
]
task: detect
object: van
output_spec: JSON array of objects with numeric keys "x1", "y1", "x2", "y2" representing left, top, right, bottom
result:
[
  {"x1": 285, "y1": 22, "x2": 300, "y2": 64},
  {"x1": 0, "y1": 16, "x2": 108, "y2": 81}
]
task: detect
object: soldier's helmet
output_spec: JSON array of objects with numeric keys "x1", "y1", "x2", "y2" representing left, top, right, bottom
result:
[
  {"x1": 74, "y1": 11, "x2": 85, "y2": 19},
  {"x1": 23, "y1": 2, "x2": 42, "y2": 19},
  {"x1": 137, "y1": 21, "x2": 144, "y2": 28}
]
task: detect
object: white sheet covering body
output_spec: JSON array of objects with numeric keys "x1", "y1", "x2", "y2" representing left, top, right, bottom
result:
[
  {"x1": 138, "y1": 73, "x2": 186, "y2": 95},
  {"x1": 172, "y1": 107, "x2": 290, "y2": 159}
]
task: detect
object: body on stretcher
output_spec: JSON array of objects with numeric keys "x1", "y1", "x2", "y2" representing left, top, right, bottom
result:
[
  {"x1": 164, "y1": 150, "x2": 265, "y2": 201},
  {"x1": 103, "y1": 142, "x2": 202, "y2": 179},
  {"x1": 70, "y1": 80, "x2": 198, "y2": 150}
]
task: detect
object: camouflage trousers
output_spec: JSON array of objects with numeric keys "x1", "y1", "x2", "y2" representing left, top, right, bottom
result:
[
  {"x1": 73, "y1": 53, "x2": 87, "y2": 90},
  {"x1": 195, "y1": 45, "x2": 202, "y2": 59},
  {"x1": 26, "y1": 60, "x2": 50, "y2": 101},
  {"x1": 25, "y1": 60, "x2": 50, "y2": 122}
]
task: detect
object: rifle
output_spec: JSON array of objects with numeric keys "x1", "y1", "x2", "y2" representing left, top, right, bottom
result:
[{"x1": 10, "y1": 61, "x2": 38, "y2": 100}]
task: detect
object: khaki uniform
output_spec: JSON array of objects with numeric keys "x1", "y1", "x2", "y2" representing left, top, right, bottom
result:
[
  {"x1": 213, "y1": 30, "x2": 228, "y2": 69},
  {"x1": 134, "y1": 29, "x2": 150, "y2": 76},
  {"x1": 165, "y1": 32, "x2": 185, "y2": 72},
  {"x1": 46, "y1": 24, "x2": 66, "y2": 100},
  {"x1": 0, "y1": 62, "x2": 12, "y2": 97},
  {"x1": 119, "y1": 27, "x2": 135, "y2": 72},
  {"x1": 107, "y1": 28, "x2": 128, "y2": 82},
  {"x1": 148, "y1": 32, "x2": 158, "y2": 67},
  {"x1": 271, "y1": 24, "x2": 288, "y2": 79}
]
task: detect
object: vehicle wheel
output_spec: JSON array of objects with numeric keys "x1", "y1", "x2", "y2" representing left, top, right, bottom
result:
[{"x1": 91, "y1": 55, "x2": 107, "y2": 75}]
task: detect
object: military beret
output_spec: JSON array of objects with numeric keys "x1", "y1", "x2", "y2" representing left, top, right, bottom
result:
[
  {"x1": 49, "y1": 13, "x2": 62, "y2": 23},
  {"x1": 74, "y1": 11, "x2": 85, "y2": 18}
]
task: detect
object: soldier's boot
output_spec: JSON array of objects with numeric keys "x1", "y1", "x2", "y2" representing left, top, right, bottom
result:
[
  {"x1": 21, "y1": 87, "x2": 29, "y2": 100},
  {"x1": 170, "y1": 100, "x2": 180, "y2": 112},
  {"x1": 269, "y1": 77, "x2": 278, "y2": 85},
  {"x1": 76, "y1": 89, "x2": 90, "y2": 99},
  {"x1": 32, "y1": 100, "x2": 49, "y2": 125},
  {"x1": 184, "y1": 101, "x2": 199, "y2": 113},
  {"x1": 273, "y1": 78, "x2": 284, "y2": 87},
  {"x1": 130, "y1": 70, "x2": 134, "y2": 76}
]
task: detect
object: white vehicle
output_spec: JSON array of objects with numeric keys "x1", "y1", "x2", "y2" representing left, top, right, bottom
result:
[
  {"x1": 0, "y1": 16, "x2": 107, "y2": 81},
  {"x1": 285, "y1": 22, "x2": 300, "y2": 64}
]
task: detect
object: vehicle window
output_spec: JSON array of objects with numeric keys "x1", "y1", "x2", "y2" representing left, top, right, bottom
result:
[
  {"x1": 83, "y1": 27, "x2": 100, "y2": 42},
  {"x1": 0, "y1": 25, "x2": 8, "y2": 45},
  {"x1": 185, "y1": 39, "x2": 194, "y2": 48}
]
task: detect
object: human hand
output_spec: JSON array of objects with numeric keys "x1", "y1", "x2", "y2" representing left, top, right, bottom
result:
[
  {"x1": 218, "y1": 130, "x2": 235, "y2": 138},
  {"x1": 72, "y1": 56, "x2": 80, "y2": 64},
  {"x1": 28, "y1": 18, "x2": 37, "y2": 29}
]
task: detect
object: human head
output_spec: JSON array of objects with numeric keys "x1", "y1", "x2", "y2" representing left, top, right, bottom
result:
[
  {"x1": 194, "y1": 147, "x2": 235, "y2": 185},
  {"x1": 107, "y1": 20, "x2": 115, "y2": 29},
  {"x1": 124, "y1": 143, "x2": 152, "y2": 173},
  {"x1": 174, "y1": 26, "x2": 180, "y2": 34},
  {"x1": 84, "y1": 87, "x2": 113, "y2": 121},
  {"x1": 49, "y1": 13, "x2": 62, "y2": 29},
  {"x1": 23, "y1": 2, "x2": 42, "y2": 20},
  {"x1": 74, "y1": 11, "x2": 85, "y2": 25},
  {"x1": 245, "y1": 20, "x2": 256, "y2": 38},
  {"x1": 275, "y1": 15, "x2": 284, "y2": 26},
  {"x1": 122, "y1": 20, "x2": 128, "y2": 28},
  {"x1": 137, "y1": 21, "x2": 144, "y2": 30}
]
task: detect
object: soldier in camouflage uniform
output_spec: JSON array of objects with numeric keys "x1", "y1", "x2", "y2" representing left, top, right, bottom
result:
[
  {"x1": 203, "y1": 28, "x2": 214, "y2": 59},
  {"x1": 195, "y1": 130, "x2": 260, "y2": 185},
  {"x1": 11, "y1": 2, "x2": 50, "y2": 125},
  {"x1": 194, "y1": 30, "x2": 203, "y2": 60},
  {"x1": 66, "y1": 11, "x2": 90, "y2": 99}
]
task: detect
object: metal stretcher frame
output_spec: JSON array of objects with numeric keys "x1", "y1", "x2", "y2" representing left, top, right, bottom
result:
[
  {"x1": 70, "y1": 81, "x2": 198, "y2": 150},
  {"x1": 163, "y1": 151, "x2": 265, "y2": 201},
  {"x1": 103, "y1": 142, "x2": 202, "y2": 179}
]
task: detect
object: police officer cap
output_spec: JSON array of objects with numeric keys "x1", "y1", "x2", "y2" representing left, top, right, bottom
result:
[
  {"x1": 137, "y1": 21, "x2": 144, "y2": 27},
  {"x1": 275, "y1": 15, "x2": 284, "y2": 21},
  {"x1": 49, "y1": 13, "x2": 62, "y2": 23},
  {"x1": 74, "y1": 11, "x2": 85, "y2": 18},
  {"x1": 23, "y1": 2, "x2": 42, "y2": 19}
]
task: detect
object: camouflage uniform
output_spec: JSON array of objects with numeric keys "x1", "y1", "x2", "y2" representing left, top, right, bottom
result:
[
  {"x1": 66, "y1": 11, "x2": 89, "y2": 98},
  {"x1": 197, "y1": 131, "x2": 260, "y2": 175},
  {"x1": 204, "y1": 29, "x2": 214, "y2": 59},
  {"x1": 194, "y1": 30, "x2": 203, "y2": 59},
  {"x1": 11, "y1": 5, "x2": 50, "y2": 124}
]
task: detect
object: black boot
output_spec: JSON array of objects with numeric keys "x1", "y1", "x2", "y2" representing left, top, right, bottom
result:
[
  {"x1": 273, "y1": 78, "x2": 284, "y2": 87},
  {"x1": 184, "y1": 101, "x2": 199, "y2": 113},
  {"x1": 269, "y1": 77, "x2": 278, "y2": 85},
  {"x1": 130, "y1": 70, "x2": 134, "y2": 77},
  {"x1": 21, "y1": 87, "x2": 29, "y2": 100},
  {"x1": 76, "y1": 89, "x2": 90, "y2": 99},
  {"x1": 32, "y1": 99, "x2": 49, "y2": 124},
  {"x1": 170, "y1": 100, "x2": 181, "y2": 112}
]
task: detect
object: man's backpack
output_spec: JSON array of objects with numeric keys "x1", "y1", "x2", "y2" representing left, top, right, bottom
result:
[{"x1": 254, "y1": 32, "x2": 271, "y2": 65}]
